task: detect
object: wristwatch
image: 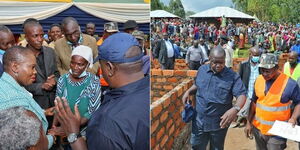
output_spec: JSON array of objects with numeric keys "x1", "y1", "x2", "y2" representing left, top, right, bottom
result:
[
  {"x1": 233, "y1": 105, "x2": 241, "y2": 112},
  {"x1": 67, "y1": 133, "x2": 82, "y2": 143}
]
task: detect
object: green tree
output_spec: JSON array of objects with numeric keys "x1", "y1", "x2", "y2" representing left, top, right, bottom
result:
[
  {"x1": 151, "y1": 0, "x2": 165, "y2": 11},
  {"x1": 168, "y1": 0, "x2": 185, "y2": 18},
  {"x1": 186, "y1": 11, "x2": 196, "y2": 17},
  {"x1": 233, "y1": 0, "x2": 300, "y2": 24}
]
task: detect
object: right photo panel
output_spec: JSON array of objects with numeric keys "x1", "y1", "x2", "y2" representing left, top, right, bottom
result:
[{"x1": 150, "y1": 0, "x2": 300, "y2": 149}]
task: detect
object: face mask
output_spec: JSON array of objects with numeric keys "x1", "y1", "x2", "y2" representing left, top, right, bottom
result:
[
  {"x1": 251, "y1": 56, "x2": 260, "y2": 63},
  {"x1": 0, "y1": 49, "x2": 5, "y2": 55},
  {"x1": 289, "y1": 60, "x2": 297, "y2": 65},
  {"x1": 69, "y1": 69, "x2": 87, "y2": 78}
]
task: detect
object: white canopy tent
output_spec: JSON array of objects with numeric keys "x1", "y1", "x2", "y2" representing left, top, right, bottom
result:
[
  {"x1": 190, "y1": 7, "x2": 254, "y2": 19},
  {"x1": 150, "y1": 10, "x2": 179, "y2": 18}
]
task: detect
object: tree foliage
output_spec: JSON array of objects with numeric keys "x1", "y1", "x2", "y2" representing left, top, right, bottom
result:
[
  {"x1": 186, "y1": 11, "x2": 196, "y2": 17},
  {"x1": 151, "y1": 0, "x2": 186, "y2": 18},
  {"x1": 168, "y1": 0, "x2": 185, "y2": 18},
  {"x1": 151, "y1": 0, "x2": 166, "y2": 11},
  {"x1": 232, "y1": 0, "x2": 300, "y2": 23}
]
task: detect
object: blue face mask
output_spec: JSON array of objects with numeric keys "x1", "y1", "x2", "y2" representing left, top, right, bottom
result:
[
  {"x1": 251, "y1": 56, "x2": 260, "y2": 63},
  {"x1": 0, "y1": 49, "x2": 5, "y2": 55},
  {"x1": 69, "y1": 69, "x2": 87, "y2": 78}
]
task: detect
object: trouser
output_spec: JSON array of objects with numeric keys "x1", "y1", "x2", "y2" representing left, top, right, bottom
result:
[
  {"x1": 253, "y1": 127, "x2": 287, "y2": 150},
  {"x1": 191, "y1": 122, "x2": 228, "y2": 150},
  {"x1": 160, "y1": 57, "x2": 174, "y2": 70},
  {"x1": 188, "y1": 61, "x2": 201, "y2": 70},
  {"x1": 237, "y1": 97, "x2": 251, "y2": 117}
]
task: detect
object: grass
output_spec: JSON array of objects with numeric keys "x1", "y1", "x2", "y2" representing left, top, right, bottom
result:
[{"x1": 233, "y1": 44, "x2": 251, "y2": 58}]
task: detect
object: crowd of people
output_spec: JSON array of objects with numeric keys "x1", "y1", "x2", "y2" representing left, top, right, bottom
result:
[
  {"x1": 152, "y1": 17, "x2": 300, "y2": 150},
  {"x1": 151, "y1": 18, "x2": 300, "y2": 70},
  {"x1": 0, "y1": 17, "x2": 150, "y2": 150}
]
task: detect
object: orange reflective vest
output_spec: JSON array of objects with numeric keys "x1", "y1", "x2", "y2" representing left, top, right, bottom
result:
[
  {"x1": 253, "y1": 73, "x2": 292, "y2": 135},
  {"x1": 96, "y1": 37, "x2": 109, "y2": 87}
]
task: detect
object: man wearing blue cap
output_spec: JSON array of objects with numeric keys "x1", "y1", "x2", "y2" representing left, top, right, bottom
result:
[{"x1": 53, "y1": 32, "x2": 150, "y2": 150}]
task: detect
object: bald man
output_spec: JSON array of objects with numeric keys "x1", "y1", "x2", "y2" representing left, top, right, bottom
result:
[
  {"x1": 283, "y1": 51, "x2": 300, "y2": 81},
  {"x1": 0, "y1": 25, "x2": 15, "y2": 76},
  {"x1": 182, "y1": 46, "x2": 246, "y2": 150},
  {"x1": 236, "y1": 46, "x2": 261, "y2": 127},
  {"x1": 54, "y1": 17, "x2": 99, "y2": 75}
]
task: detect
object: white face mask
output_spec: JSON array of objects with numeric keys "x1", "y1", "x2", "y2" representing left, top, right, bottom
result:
[{"x1": 69, "y1": 65, "x2": 88, "y2": 78}]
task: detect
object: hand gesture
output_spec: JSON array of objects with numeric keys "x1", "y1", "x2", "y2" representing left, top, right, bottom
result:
[
  {"x1": 220, "y1": 108, "x2": 238, "y2": 128},
  {"x1": 54, "y1": 97, "x2": 81, "y2": 135}
]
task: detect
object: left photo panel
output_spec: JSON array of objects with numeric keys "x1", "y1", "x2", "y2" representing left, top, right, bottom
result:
[{"x1": 0, "y1": 0, "x2": 150, "y2": 149}]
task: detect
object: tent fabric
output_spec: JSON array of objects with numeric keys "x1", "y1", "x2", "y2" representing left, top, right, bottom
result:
[
  {"x1": 150, "y1": 10, "x2": 179, "y2": 18},
  {"x1": 190, "y1": 7, "x2": 254, "y2": 19},
  {"x1": 0, "y1": 2, "x2": 72, "y2": 24},
  {"x1": 6, "y1": 5, "x2": 150, "y2": 34},
  {"x1": 0, "y1": 0, "x2": 71, "y2": 2},
  {"x1": 75, "y1": 3, "x2": 149, "y2": 23},
  {"x1": 0, "y1": 2, "x2": 149, "y2": 25}
]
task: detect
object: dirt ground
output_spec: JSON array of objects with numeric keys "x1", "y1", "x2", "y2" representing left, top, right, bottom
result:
[{"x1": 224, "y1": 127, "x2": 298, "y2": 150}]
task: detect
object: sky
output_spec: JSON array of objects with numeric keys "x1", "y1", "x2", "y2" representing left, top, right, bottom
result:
[{"x1": 160, "y1": 0, "x2": 234, "y2": 13}]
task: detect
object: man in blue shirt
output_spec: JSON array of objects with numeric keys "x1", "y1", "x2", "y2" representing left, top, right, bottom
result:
[
  {"x1": 53, "y1": 32, "x2": 149, "y2": 150},
  {"x1": 182, "y1": 46, "x2": 247, "y2": 150},
  {"x1": 291, "y1": 39, "x2": 300, "y2": 62}
]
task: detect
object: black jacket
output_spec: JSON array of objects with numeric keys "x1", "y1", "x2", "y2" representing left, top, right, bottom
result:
[{"x1": 238, "y1": 59, "x2": 261, "y2": 90}]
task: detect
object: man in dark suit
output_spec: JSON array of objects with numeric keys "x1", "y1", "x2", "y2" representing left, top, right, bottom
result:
[
  {"x1": 236, "y1": 46, "x2": 261, "y2": 127},
  {"x1": 22, "y1": 19, "x2": 59, "y2": 113},
  {"x1": 154, "y1": 32, "x2": 175, "y2": 69}
]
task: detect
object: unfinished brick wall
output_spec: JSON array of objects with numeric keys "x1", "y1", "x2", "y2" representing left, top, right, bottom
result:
[
  {"x1": 151, "y1": 70, "x2": 197, "y2": 149},
  {"x1": 151, "y1": 69, "x2": 197, "y2": 103},
  {"x1": 151, "y1": 59, "x2": 189, "y2": 70}
]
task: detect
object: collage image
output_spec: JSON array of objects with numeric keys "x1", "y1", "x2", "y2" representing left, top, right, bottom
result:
[{"x1": 0, "y1": 0, "x2": 300, "y2": 149}]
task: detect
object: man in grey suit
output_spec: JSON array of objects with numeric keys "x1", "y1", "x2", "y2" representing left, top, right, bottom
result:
[
  {"x1": 22, "y1": 19, "x2": 59, "y2": 112},
  {"x1": 154, "y1": 32, "x2": 175, "y2": 69}
]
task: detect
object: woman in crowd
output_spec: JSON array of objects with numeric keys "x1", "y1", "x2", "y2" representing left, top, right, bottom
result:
[{"x1": 51, "y1": 45, "x2": 101, "y2": 150}]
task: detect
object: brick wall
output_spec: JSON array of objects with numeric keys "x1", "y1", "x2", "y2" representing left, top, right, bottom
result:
[
  {"x1": 151, "y1": 69, "x2": 197, "y2": 103},
  {"x1": 151, "y1": 59, "x2": 189, "y2": 70},
  {"x1": 151, "y1": 70, "x2": 197, "y2": 149}
]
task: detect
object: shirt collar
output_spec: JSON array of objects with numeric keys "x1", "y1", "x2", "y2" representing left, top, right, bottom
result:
[
  {"x1": 67, "y1": 34, "x2": 83, "y2": 47},
  {"x1": 102, "y1": 75, "x2": 149, "y2": 104}
]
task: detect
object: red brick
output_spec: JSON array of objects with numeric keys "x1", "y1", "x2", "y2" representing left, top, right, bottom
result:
[
  {"x1": 168, "y1": 104, "x2": 175, "y2": 112},
  {"x1": 151, "y1": 137, "x2": 156, "y2": 149},
  {"x1": 175, "y1": 128, "x2": 181, "y2": 137},
  {"x1": 177, "y1": 86, "x2": 183, "y2": 96},
  {"x1": 151, "y1": 119, "x2": 159, "y2": 134},
  {"x1": 153, "y1": 144, "x2": 160, "y2": 150},
  {"x1": 163, "y1": 97, "x2": 171, "y2": 108},
  {"x1": 174, "y1": 70, "x2": 186, "y2": 76},
  {"x1": 166, "y1": 119, "x2": 173, "y2": 129},
  {"x1": 160, "y1": 135, "x2": 168, "y2": 147},
  {"x1": 169, "y1": 124, "x2": 175, "y2": 136},
  {"x1": 152, "y1": 104, "x2": 162, "y2": 118},
  {"x1": 187, "y1": 70, "x2": 198, "y2": 77},
  {"x1": 152, "y1": 97, "x2": 160, "y2": 101},
  {"x1": 159, "y1": 91, "x2": 166, "y2": 96},
  {"x1": 157, "y1": 77, "x2": 167, "y2": 82},
  {"x1": 160, "y1": 111, "x2": 168, "y2": 123},
  {"x1": 156, "y1": 127, "x2": 165, "y2": 141},
  {"x1": 151, "y1": 77, "x2": 155, "y2": 83},
  {"x1": 163, "y1": 85, "x2": 173, "y2": 90},
  {"x1": 166, "y1": 136, "x2": 174, "y2": 149},
  {"x1": 171, "y1": 92, "x2": 177, "y2": 101},
  {"x1": 153, "y1": 84, "x2": 162, "y2": 89},
  {"x1": 176, "y1": 118, "x2": 182, "y2": 127},
  {"x1": 151, "y1": 69, "x2": 162, "y2": 76},
  {"x1": 167, "y1": 77, "x2": 178, "y2": 83},
  {"x1": 163, "y1": 70, "x2": 174, "y2": 76}
]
